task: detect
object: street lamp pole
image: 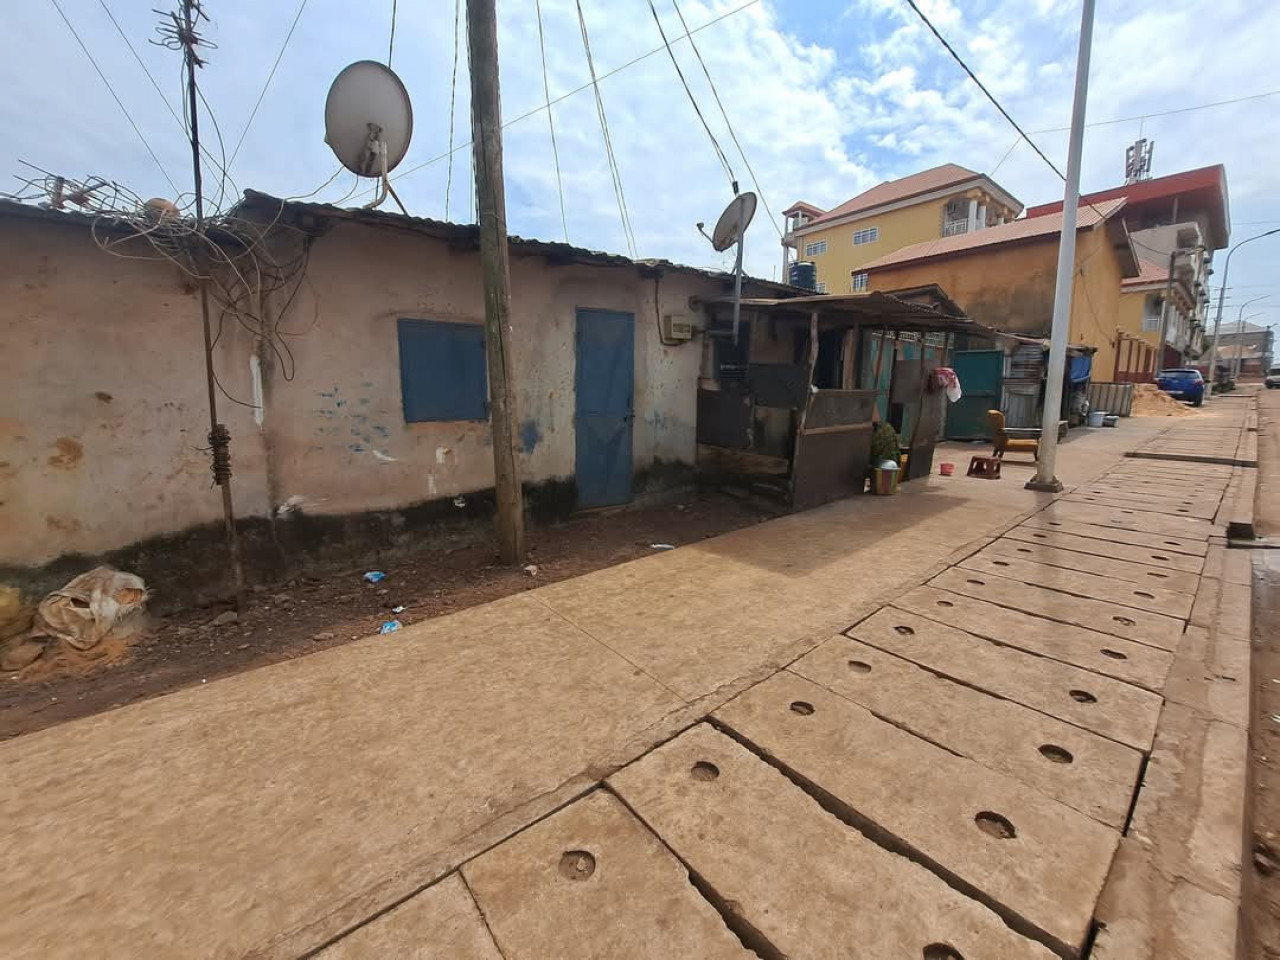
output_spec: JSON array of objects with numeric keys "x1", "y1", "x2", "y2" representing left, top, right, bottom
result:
[
  {"x1": 1232, "y1": 298, "x2": 1270, "y2": 381},
  {"x1": 1208, "y1": 227, "x2": 1280, "y2": 390},
  {"x1": 1028, "y1": 0, "x2": 1095, "y2": 493}
]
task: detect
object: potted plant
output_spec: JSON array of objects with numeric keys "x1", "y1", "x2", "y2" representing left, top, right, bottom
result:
[{"x1": 868, "y1": 422, "x2": 902, "y2": 495}]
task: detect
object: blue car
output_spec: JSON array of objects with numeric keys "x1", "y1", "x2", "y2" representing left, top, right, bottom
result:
[{"x1": 1155, "y1": 368, "x2": 1206, "y2": 406}]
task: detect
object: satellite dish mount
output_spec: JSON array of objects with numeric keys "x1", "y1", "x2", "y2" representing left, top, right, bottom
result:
[
  {"x1": 324, "y1": 61, "x2": 414, "y2": 214},
  {"x1": 698, "y1": 190, "x2": 757, "y2": 345}
]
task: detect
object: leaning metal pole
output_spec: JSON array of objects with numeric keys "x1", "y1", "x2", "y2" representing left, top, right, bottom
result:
[{"x1": 1028, "y1": 0, "x2": 1095, "y2": 492}]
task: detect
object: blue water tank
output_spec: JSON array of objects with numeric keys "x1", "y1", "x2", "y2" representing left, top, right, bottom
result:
[{"x1": 789, "y1": 260, "x2": 817, "y2": 291}]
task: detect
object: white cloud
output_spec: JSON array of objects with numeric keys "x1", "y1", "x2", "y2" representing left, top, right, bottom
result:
[{"x1": 1, "y1": 0, "x2": 1278, "y2": 301}]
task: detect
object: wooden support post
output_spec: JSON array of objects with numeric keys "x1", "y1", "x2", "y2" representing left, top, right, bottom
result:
[{"x1": 468, "y1": 0, "x2": 526, "y2": 563}]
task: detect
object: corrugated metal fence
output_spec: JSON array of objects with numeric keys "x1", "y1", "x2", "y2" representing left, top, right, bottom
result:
[{"x1": 1087, "y1": 381, "x2": 1134, "y2": 417}]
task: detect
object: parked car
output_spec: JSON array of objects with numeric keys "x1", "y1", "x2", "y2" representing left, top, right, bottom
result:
[
  {"x1": 1266, "y1": 366, "x2": 1280, "y2": 389},
  {"x1": 1155, "y1": 368, "x2": 1206, "y2": 406}
]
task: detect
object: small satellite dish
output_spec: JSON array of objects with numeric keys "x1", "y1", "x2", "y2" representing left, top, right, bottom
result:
[
  {"x1": 710, "y1": 192, "x2": 757, "y2": 252},
  {"x1": 325, "y1": 61, "x2": 413, "y2": 176},
  {"x1": 699, "y1": 191, "x2": 758, "y2": 344}
]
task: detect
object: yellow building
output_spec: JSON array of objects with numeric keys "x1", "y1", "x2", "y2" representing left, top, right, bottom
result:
[
  {"x1": 1114, "y1": 258, "x2": 1195, "y2": 381},
  {"x1": 781, "y1": 164, "x2": 1022, "y2": 294},
  {"x1": 858, "y1": 199, "x2": 1140, "y2": 378}
]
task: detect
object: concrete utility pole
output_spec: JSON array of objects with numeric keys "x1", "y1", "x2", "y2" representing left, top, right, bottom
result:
[
  {"x1": 1208, "y1": 227, "x2": 1280, "y2": 391},
  {"x1": 468, "y1": 0, "x2": 527, "y2": 563},
  {"x1": 1029, "y1": 0, "x2": 1095, "y2": 493}
]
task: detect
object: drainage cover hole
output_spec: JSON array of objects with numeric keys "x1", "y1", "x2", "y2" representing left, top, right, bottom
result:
[
  {"x1": 1148, "y1": 572, "x2": 1168, "y2": 579},
  {"x1": 1039, "y1": 744, "x2": 1074, "y2": 764},
  {"x1": 974, "y1": 811, "x2": 1017, "y2": 839},
  {"x1": 690, "y1": 761, "x2": 720, "y2": 782},
  {"x1": 993, "y1": 560, "x2": 1010, "y2": 567},
  {"x1": 1100, "y1": 648, "x2": 1128, "y2": 660},
  {"x1": 895, "y1": 625, "x2": 915, "y2": 635},
  {"x1": 937, "y1": 600, "x2": 955, "y2": 608},
  {"x1": 966, "y1": 578, "x2": 985, "y2": 586},
  {"x1": 790, "y1": 700, "x2": 815, "y2": 716},
  {"x1": 1113, "y1": 615, "x2": 1136, "y2": 626},
  {"x1": 1164, "y1": 540, "x2": 1180, "y2": 546},
  {"x1": 1134, "y1": 590, "x2": 1156, "y2": 599},
  {"x1": 1017, "y1": 548, "x2": 1031, "y2": 553},
  {"x1": 559, "y1": 850, "x2": 596, "y2": 880},
  {"x1": 848, "y1": 660, "x2": 872, "y2": 674},
  {"x1": 923, "y1": 945, "x2": 965, "y2": 960},
  {"x1": 1151, "y1": 554, "x2": 1170, "y2": 561},
  {"x1": 1070, "y1": 689, "x2": 1098, "y2": 703},
  {"x1": 1033, "y1": 533, "x2": 1047, "y2": 539}
]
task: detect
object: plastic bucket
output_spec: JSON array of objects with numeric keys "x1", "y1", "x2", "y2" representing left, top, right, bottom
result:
[
  {"x1": 1087, "y1": 410, "x2": 1107, "y2": 427},
  {"x1": 939, "y1": 462, "x2": 955, "y2": 476},
  {"x1": 871, "y1": 467, "x2": 900, "y2": 495}
]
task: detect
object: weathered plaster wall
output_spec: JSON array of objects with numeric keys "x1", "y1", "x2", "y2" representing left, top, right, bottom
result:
[
  {"x1": 0, "y1": 214, "x2": 712, "y2": 583},
  {"x1": 0, "y1": 219, "x2": 269, "y2": 568},
  {"x1": 262, "y1": 220, "x2": 705, "y2": 519}
]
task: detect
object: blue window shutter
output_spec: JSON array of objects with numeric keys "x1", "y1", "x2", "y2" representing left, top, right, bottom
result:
[{"x1": 398, "y1": 319, "x2": 489, "y2": 422}]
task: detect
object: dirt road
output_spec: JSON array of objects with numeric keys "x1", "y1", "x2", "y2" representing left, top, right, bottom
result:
[{"x1": 1248, "y1": 387, "x2": 1280, "y2": 959}]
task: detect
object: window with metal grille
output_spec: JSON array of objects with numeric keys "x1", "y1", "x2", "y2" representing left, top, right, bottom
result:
[
  {"x1": 852, "y1": 226, "x2": 879, "y2": 245},
  {"x1": 397, "y1": 319, "x2": 489, "y2": 421},
  {"x1": 852, "y1": 272, "x2": 869, "y2": 292},
  {"x1": 804, "y1": 240, "x2": 828, "y2": 257}
]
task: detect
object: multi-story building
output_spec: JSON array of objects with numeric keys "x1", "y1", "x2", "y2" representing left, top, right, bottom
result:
[
  {"x1": 780, "y1": 164, "x2": 1022, "y2": 294},
  {"x1": 1026, "y1": 165, "x2": 1229, "y2": 373}
]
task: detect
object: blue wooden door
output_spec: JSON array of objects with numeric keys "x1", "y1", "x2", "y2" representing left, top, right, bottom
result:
[
  {"x1": 946, "y1": 349, "x2": 1004, "y2": 439},
  {"x1": 575, "y1": 309, "x2": 635, "y2": 507}
]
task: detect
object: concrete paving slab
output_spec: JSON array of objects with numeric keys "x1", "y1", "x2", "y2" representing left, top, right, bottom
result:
[
  {"x1": 958, "y1": 554, "x2": 1194, "y2": 618},
  {"x1": 928, "y1": 567, "x2": 1186, "y2": 650},
  {"x1": 1041, "y1": 500, "x2": 1217, "y2": 539},
  {"x1": 608, "y1": 723, "x2": 1058, "y2": 960},
  {"x1": 1065, "y1": 493, "x2": 1219, "y2": 521},
  {"x1": 893, "y1": 586, "x2": 1174, "y2": 691},
  {"x1": 1203, "y1": 542, "x2": 1253, "y2": 586},
  {"x1": 1091, "y1": 837, "x2": 1239, "y2": 960},
  {"x1": 461, "y1": 790, "x2": 748, "y2": 960},
  {"x1": 0, "y1": 594, "x2": 683, "y2": 960},
  {"x1": 713, "y1": 672, "x2": 1120, "y2": 956},
  {"x1": 791, "y1": 636, "x2": 1143, "y2": 828},
  {"x1": 1001, "y1": 526, "x2": 1206, "y2": 571},
  {"x1": 1071, "y1": 488, "x2": 1225, "y2": 517},
  {"x1": 316, "y1": 875, "x2": 501, "y2": 960},
  {"x1": 1162, "y1": 625, "x2": 1250, "y2": 729},
  {"x1": 1127, "y1": 704, "x2": 1247, "y2": 903},
  {"x1": 849, "y1": 608, "x2": 1163, "y2": 750},
  {"x1": 1190, "y1": 577, "x2": 1252, "y2": 638},
  {"x1": 980, "y1": 539, "x2": 1200, "y2": 595},
  {"x1": 1017, "y1": 514, "x2": 1210, "y2": 555}
]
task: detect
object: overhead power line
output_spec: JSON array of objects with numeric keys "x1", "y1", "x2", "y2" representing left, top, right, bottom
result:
[
  {"x1": 49, "y1": 0, "x2": 180, "y2": 195},
  {"x1": 229, "y1": 0, "x2": 308, "y2": 170},
  {"x1": 669, "y1": 0, "x2": 782, "y2": 239},
  {"x1": 902, "y1": 0, "x2": 1066, "y2": 182},
  {"x1": 445, "y1": 0, "x2": 462, "y2": 219},
  {"x1": 576, "y1": 0, "x2": 637, "y2": 257},
  {"x1": 393, "y1": 0, "x2": 762, "y2": 183},
  {"x1": 647, "y1": 0, "x2": 736, "y2": 186},
  {"x1": 1030, "y1": 89, "x2": 1280, "y2": 135},
  {"x1": 387, "y1": 0, "x2": 398, "y2": 68},
  {"x1": 535, "y1": 0, "x2": 569, "y2": 242}
]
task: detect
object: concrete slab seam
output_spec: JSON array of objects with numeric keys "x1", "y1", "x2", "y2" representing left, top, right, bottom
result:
[{"x1": 705, "y1": 715, "x2": 1081, "y2": 959}]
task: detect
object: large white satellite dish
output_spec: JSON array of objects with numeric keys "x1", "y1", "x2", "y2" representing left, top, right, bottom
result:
[
  {"x1": 324, "y1": 60, "x2": 413, "y2": 211},
  {"x1": 699, "y1": 191, "x2": 758, "y2": 343},
  {"x1": 711, "y1": 192, "x2": 757, "y2": 252}
]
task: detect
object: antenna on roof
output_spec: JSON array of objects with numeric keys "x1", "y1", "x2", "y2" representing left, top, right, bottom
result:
[
  {"x1": 698, "y1": 191, "x2": 757, "y2": 344},
  {"x1": 324, "y1": 61, "x2": 413, "y2": 214}
]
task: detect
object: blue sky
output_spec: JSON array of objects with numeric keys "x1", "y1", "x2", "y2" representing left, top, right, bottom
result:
[{"x1": 4, "y1": 0, "x2": 1279, "y2": 326}]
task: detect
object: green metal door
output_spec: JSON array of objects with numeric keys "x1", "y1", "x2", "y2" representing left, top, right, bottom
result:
[{"x1": 946, "y1": 349, "x2": 1003, "y2": 440}]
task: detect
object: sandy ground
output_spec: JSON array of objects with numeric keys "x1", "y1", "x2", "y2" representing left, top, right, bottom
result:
[
  {"x1": 0, "y1": 492, "x2": 778, "y2": 741},
  {"x1": 1249, "y1": 387, "x2": 1280, "y2": 959}
]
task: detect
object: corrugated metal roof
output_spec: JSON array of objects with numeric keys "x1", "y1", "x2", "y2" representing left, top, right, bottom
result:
[
  {"x1": 804, "y1": 164, "x2": 980, "y2": 227},
  {"x1": 861, "y1": 198, "x2": 1127, "y2": 272}
]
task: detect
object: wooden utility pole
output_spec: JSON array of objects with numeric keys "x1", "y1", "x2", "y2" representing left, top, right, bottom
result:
[
  {"x1": 178, "y1": 0, "x2": 246, "y2": 597},
  {"x1": 467, "y1": 0, "x2": 527, "y2": 563}
]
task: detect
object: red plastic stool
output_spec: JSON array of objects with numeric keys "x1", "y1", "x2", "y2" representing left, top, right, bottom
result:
[{"x1": 967, "y1": 455, "x2": 1002, "y2": 480}]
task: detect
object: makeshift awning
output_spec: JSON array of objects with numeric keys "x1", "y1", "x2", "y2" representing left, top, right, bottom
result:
[{"x1": 700, "y1": 290, "x2": 990, "y2": 336}]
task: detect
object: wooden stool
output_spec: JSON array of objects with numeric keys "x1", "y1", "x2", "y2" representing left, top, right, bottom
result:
[{"x1": 967, "y1": 455, "x2": 1002, "y2": 480}]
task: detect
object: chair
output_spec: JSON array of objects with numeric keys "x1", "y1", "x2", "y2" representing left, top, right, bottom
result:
[{"x1": 987, "y1": 409, "x2": 1040, "y2": 462}]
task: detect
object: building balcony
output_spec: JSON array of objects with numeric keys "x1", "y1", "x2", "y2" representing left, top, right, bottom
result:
[{"x1": 942, "y1": 219, "x2": 969, "y2": 237}]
